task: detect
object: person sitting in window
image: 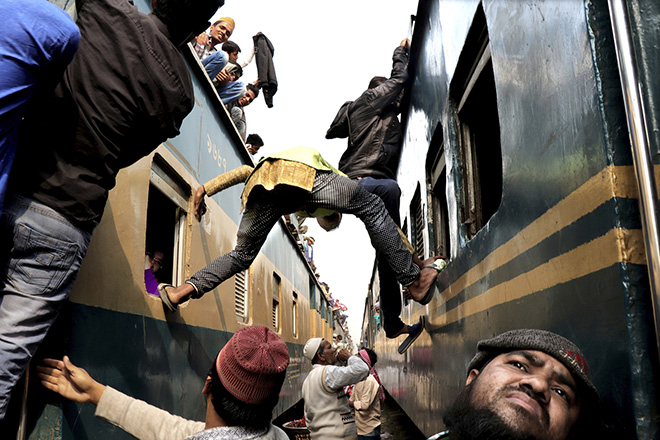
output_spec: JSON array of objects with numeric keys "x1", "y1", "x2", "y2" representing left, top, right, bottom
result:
[{"x1": 144, "y1": 250, "x2": 165, "y2": 295}]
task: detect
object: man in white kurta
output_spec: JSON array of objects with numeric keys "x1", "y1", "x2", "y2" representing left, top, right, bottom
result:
[{"x1": 301, "y1": 338, "x2": 369, "y2": 440}]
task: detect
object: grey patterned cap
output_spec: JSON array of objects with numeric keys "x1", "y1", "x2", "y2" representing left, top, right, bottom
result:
[{"x1": 467, "y1": 329, "x2": 598, "y2": 405}]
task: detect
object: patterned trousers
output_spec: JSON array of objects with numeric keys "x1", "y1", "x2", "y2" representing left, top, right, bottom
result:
[{"x1": 187, "y1": 171, "x2": 420, "y2": 296}]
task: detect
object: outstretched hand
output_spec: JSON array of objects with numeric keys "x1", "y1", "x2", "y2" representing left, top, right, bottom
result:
[
  {"x1": 195, "y1": 185, "x2": 207, "y2": 221},
  {"x1": 36, "y1": 356, "x2": 106, "y2": 405}
]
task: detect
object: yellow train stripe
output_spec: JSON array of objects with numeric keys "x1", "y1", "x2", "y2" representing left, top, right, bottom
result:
[
  {"x1": 430, "y1": 228, "x2": 646, "y2": 326},
  {"x1": 435, "y1": 165, "x2": 639, "y2": 306}
]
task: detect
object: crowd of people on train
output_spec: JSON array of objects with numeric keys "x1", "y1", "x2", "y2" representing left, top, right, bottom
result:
[{"x1": 0, "y1": 0, "x2": 605, "y2": 439}]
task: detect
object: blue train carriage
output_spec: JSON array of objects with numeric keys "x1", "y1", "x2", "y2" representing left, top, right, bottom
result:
[
  {"x1": 365, "y1": 0, "x2": 660, "y2": 438},
  {"x1": 11, "y1": 4, "x2": 336, "y2": 438}
]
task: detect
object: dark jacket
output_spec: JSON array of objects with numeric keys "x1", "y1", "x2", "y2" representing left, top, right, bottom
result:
[
  {"x1": 12, "y1": 0, "x2": 194, "y2": 225},
  {"x1": 254, "y1": 33, "x2": 277, "y2": 108},
  {"x1": 327, "y1": 45, "x2": 408, "y2": 180}
]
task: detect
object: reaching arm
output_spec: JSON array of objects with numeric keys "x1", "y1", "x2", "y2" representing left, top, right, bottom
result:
[
  {"x1": 324, "y1": 356, "x2": 369, "y2": 390},
  {"x1": 367, "y1": 41, "x2": 410, "y2": 112},
  {"x1": 37, "y1": 356, "x2": 106, "y2": 405},
  {"x1": 195, "y1": 165, "x2": 254, "y2": 221}
]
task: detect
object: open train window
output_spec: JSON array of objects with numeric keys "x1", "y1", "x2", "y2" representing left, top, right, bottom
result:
[
  {"x1": 292, "y1": 291, "x2": 298, "y2": 338},
  {"x1": 310, "y1": 277, "x2": 318, "y2": 311},
  {"x1": 426, "y1": 128, "x2": 451, "y2": 257},
  {"x1": 144, "y1": 158, "x2": 189, "y2": 294},
  {"x1": 409, "y1": 184, "x2": 425, "y2": 258},
  {"x1": 451, "y1": 4, "x2": 502, "y2": 240},
  {"x1": 234, "y1": 269, "x2": 248, "y2": 322},
  {"x1": 272, "y1": 273, "x2": 281, "y2": 331}
]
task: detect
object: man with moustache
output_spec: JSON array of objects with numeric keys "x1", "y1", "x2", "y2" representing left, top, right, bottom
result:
[{"x1": 434, "y1": 329, "x2": 599, "y2": 440}]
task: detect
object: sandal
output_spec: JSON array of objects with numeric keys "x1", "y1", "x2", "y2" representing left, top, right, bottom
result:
[
  {"x1": 158, "y1": 283, "x2": 177, "y2": 312},
  {"x1": 398, "y1": 316, "x2": 426, "y2": 354}
]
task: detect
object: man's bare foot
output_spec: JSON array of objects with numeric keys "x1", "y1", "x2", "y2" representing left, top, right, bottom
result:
[
  {"x1": 167, "y1": 284, "x2": 195, "y2": 306},
  {"x1": 406, "y1": 265, "x2": 442, "y2": 304}
]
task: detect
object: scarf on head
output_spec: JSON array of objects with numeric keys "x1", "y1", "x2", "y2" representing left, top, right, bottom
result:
[{"x1": 359, "y1": 349, "x2": 385, "y2": 403}]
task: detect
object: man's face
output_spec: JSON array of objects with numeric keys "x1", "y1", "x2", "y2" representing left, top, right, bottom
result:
[
  {"x1": 209, "y1": 21, "x2": 232, "y2": 45},
  {"x1": 238, "y1": 90, "x2": 256, "y2": 107},
  {"x1": 247, "y1": 143, "x2": 261, "y2": 155},
  {"x1": 228, "y1": 51, "x2": 239, "y2": 62},
  {"x1": 464, "y1": 350, "x2": 581, "y2": 440},
  {"x1": 318, "y1": 339, "x2": 337, "y2": 364}
]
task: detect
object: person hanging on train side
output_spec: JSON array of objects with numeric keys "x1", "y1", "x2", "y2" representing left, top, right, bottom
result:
[
  {"x1": 37, "y1": 326, "x2": 289, "y2": 440},
  {"x1": 428, "y1": 329, "x2": 601, "y2": 440},
  {"x1": 325, "y1": 38, "x2": 435, "y2": 353},
  {"x1": 157, "y1": 147, "x2": 445, "y2": 329},
  {"x1": 0, "y1": 0, "x2": 223, "y2": 420}
]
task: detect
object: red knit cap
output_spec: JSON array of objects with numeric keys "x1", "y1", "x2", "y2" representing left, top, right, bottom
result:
[{"x1": 216, "y1": 326, "x2": 289, "y2": 404}]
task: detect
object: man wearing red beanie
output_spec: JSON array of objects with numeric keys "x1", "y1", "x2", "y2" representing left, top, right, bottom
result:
[{"x1": 36, "y1": 326, "x2": 290, "y2": 439}]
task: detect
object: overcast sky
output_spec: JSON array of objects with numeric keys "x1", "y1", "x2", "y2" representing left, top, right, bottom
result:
[{"x1": 212, "y1": 0, "x2": 419, "y2": 344}]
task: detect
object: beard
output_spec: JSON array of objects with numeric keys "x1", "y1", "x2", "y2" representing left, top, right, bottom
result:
[{"x1": 442, "y1": 382, "x2": 541, "y2": 440}]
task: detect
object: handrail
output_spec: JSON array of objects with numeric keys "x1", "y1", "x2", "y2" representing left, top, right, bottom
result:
[{"x1": 607, "y1": 0, "x2": 660, "y2": 358}]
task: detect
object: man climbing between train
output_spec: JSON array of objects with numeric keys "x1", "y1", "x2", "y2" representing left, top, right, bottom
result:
[
  {"x1": 326, "y1": 38, "x2": 432, "y2": 353},
  {"x1": 301, "y1": 337, "x2": 370, "y2": 439},
  {"x1": 158, "y1": 147, "x2": 444, "y2": 348},
  {"x1": 37, "y1": 326, "x2": 290, "y2": 439},
  {"x1": 429, "y1": 329, "x2": 600, "y2": 440},
  {"x1": 0, "y1": 0, "x2": 223, "y2": 420}
]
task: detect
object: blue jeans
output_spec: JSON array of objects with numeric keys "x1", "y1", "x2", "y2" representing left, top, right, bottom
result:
[
  {"x1": 219, "y1": 80, "x2": 246, "y2": 105},
  {"x1": 0, "y1": 195, "x2": 92, "y2": 418},
  {"x1": 202, "y1": 50, "x2": 228, "y2": 80},
  {"x1": 358, "y1": 426, "x2": 381, "y2": 440}
]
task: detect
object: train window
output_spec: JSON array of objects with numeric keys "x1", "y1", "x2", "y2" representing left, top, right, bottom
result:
[
  {"x1": 451, "y1": 4, "x2": 502, "y2": 240},
  {"x1": 310, "y1": 277, "x2": 318, "y2": 311},
  {"x1": 426, "y1": 129, "x2": 451, "y2": 257},
  {"x1": 292, "y1": 291, "x2": 298, "y2": 338},
  {"x1": 272, "y1": 273, "x2": 281, "y2": 331},
  {"x1": 145, "y1": 158, "x2": 189, "y2": 293},
  {"x1": 234, "y1": 269, "x2": 248, "y2": 322},
  {"x1": 409, "y1": 184, "x2": 425, "y2": 258}
]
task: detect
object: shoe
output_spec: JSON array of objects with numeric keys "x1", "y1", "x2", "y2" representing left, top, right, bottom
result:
[
  {"x1": 158, "y1": 283, "x2": 177, "y2": 312},
  {"x1": 418, "y1": 259, "x2": 447, "y2": 305},
  {"x1": 398, "y1": 316, "x2": 426, "y2": 354}
]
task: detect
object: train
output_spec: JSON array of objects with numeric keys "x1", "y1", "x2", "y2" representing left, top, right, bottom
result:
[
  {"x1": 2, "y1": 1, "x2": 351, "y2": 438},
  {"x1": 360, "y1": 0, "x2": 659, "y2": 438}
]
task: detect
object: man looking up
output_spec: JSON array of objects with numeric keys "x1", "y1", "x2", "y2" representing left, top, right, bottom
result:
[
  {"x1": 436, "y1": 329, "x2": 600, "y2": 440},
  {"x1": 301, "y1": 338, "x2": 369, "y2": 440},
  {"x1": 0, "y1": 0, "x2": 222, "y2": 419},
  {"x1": 37, "y1": 326, "x2": 289, "y2": 439},
  {"x1": 326, "y1": 38, "x2": 429, "y2": 353}
]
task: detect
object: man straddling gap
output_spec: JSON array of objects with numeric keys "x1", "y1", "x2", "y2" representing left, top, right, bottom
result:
[{"x1": 158, "y1": 147, "x2": 443, "y2": 329}]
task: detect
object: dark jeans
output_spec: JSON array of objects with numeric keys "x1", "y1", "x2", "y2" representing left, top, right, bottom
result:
[
  {"x1": 358, "y1": 425, "x2": 381, "y2": 440},
  {"x1": 357, "y1": 178, "x2": 406, "y2": 337}
]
